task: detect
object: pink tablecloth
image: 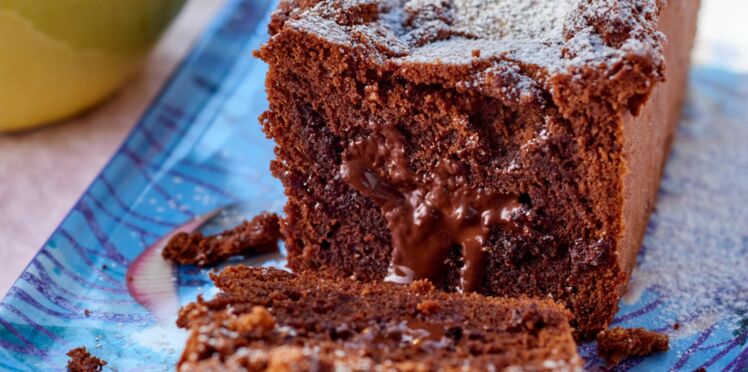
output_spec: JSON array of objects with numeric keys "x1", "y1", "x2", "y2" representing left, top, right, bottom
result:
[{"x1": 0, "y1": 0, "x2": 225, "y2": 296}]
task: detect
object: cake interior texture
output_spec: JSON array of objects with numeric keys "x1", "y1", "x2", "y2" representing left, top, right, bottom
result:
[
  {"x1": 176, "y1": 266, "x2": 581, "y2": 371},
  {"x1": 256, "y1": 0, "x2": 699, "y2": 337}
]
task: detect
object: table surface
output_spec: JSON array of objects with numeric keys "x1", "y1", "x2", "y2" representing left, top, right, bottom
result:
[
  {"x1": 0, "y1": 0, "x2": 746, "y2": 299},
  {"x1": 0, "y1": 0, "x2": 226, "y2": 296}
]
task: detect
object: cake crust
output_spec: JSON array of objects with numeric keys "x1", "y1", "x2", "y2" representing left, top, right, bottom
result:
[{"x1": 256, "y1": 0, "x2": 699, "y2": 337}]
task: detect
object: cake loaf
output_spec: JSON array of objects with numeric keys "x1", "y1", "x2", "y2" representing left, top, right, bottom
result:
[
  {"x1": 256, "y1": 0, "x2": 699, "y2": 337},
  {"x1": 176, "y1": 266, "x2": 581, "y2": 371}
]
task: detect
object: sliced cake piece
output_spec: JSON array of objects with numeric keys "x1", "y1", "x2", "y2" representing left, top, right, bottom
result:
[
  {"x1": 176, "y1": 266, "x2": 582, "y2": 371},
  {"x1": 255, "y1": 0, "x2": 700, "y2": 337}
]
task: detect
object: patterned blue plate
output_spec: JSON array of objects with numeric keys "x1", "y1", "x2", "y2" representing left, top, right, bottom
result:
[{"x1": 1, "y1": 0, "x2": 747, "y2": 370}]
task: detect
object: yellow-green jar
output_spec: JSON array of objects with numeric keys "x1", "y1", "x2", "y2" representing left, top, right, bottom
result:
[{"x1": 0, "y1": 0, "x2": 185, "y2": 131}]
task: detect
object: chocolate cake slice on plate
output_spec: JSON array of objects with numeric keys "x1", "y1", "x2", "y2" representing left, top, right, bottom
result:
[
  {"x1": 255, "y1": 0, "x2": 699, "y2": 337},
  {"x1": 176, "y1": 266, "x2": 581, "y2": 371}
]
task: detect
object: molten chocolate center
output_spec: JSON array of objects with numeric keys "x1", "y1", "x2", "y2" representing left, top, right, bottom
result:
[{"x1": 341, "y1": 123, "x2": 524, "y2": 292}]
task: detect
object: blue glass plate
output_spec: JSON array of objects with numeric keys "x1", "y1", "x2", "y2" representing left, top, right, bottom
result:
[{"x1": 1, "y1": 0, "x2": 747, "y2": 370}]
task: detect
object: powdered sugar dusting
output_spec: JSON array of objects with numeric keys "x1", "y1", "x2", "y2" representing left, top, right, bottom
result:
[
  {"x1": 560, "y1": 0, "x2": 666, "y2": 70},
  {"x1": 284, "y1": 0, "x2": 665, "y2": 75},
  {"x1": 451, "y1": 0, "x2": 570, "y2": 41}
]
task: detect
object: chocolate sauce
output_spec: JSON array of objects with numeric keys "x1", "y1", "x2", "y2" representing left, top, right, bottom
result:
[{"x1": 340, "y1": 123, "x2": 524, "y2": 292}]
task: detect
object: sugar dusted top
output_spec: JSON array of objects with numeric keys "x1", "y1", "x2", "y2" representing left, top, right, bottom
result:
[
  {"x1": 448, "y1": 0, "x2": 570, "y2": 42},
  {"x1": 272, "y1": 0, "x2": 667, "y2": 113}
]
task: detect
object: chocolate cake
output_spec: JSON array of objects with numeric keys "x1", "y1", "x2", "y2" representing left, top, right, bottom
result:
[
  {"x1": 162, "y1": 212, "x2": 281, "y2": 266},
  {"x1": 596, "y1": 327, "x2": 669, "y2": 365},
  {"x1": 66, "y1": 346, "x2": 107, "y2": 372},
  {"x1": 255, "y1": 0, "x2": 699, "y2": 337},
  {"x1": 176, "y1": 266, "x2": 582, "y2": 371}
]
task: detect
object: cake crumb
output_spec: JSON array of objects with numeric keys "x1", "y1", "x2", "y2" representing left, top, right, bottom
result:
[
  {"x1": 596, "y1": 327, "x2": 669, "y2": 365},
  {"x1": 409, "y1": 280, "x2": 436, "y2": 294},
  {"x1": 231, "y1": 306, "x2": 276, "y2": 335},
  {"x1": 267, "y1": 346, "x2": 313, "y2": 371},
  {"x1": 66, "y1": 346, "x2": 107, "y2": 372},
  {"x1": 417, "y1": 299, "x2": 440, "y2": 315},
  {"x1": 162, "y1": 212, "x2": 282, "y2": 266}
]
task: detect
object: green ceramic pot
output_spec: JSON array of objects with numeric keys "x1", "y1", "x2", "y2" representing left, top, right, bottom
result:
[{"x1": 0, "y1": 0, "x2": 186, "y2": 131}]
